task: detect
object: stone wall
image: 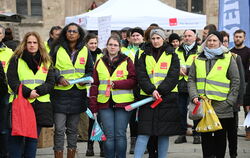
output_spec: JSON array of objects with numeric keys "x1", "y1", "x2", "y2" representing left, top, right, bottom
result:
[{"x1": 0, "y1": 0, "x2": 218, "y2": 41}]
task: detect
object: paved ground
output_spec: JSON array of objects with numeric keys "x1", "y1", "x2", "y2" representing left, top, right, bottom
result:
[{"x1": 36, "y1": 109, "x2": 250, "y2": 158}]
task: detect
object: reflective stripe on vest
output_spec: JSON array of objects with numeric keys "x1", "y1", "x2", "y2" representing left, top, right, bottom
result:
[
  {"x1": 140, "y1": 52, "x2": 178, "y2": 96},
  {"x1": 96, "y1": 58, "x2": 134, "y2": 103},
  {"x1": 21, "y1": 79, "x2": 45, "y2": 84},
  {"x1": 176, "y1": 46, "x2": 200, "y2": 81},
  {"x1": 195, "y1": 53, "x2": 231, "y2": 101},
  {"x1": 54, "y1": 46, "x2": 88, "y2": 90},
  {"x1": 10, "y1": 58, "x2": 51, "y2": 103}
]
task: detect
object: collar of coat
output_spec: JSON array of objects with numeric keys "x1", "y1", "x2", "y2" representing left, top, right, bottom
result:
[{"x1": 142, "y1": 42, "x2": 175, "y2": 56}]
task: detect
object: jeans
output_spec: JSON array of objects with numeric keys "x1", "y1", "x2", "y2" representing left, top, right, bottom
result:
[
  {"x1": 98, "y1": 108, "x2": 131, "y2": 158},
  {"x1": 134, "y1": 135, "x2": 169, "y2": 158},
  {"x1": 8, "y1": 127, "x2": 41, "y2": 158},
  {"x1": 53, "y1": 113, "x2": 80, "y2": 151}
]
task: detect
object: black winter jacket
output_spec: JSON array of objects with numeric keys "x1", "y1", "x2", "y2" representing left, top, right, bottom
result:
[
  {"x1": 136, "y1": 43, "x2": 184, "y2": 136},
  {"x1": 50, "y1": 41, "x2": 93, "y2": 114}
]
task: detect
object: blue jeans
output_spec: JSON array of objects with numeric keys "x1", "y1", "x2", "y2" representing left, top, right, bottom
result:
[
  {"x1": 99, "y1": 108, "x2": 131, "y2": 158},
  {"x1": 134, "y1": 135, "x2": 169, "y2": 158},
  {"x1": 8, "y1": 126, "x2": 41, "y2": 158}
]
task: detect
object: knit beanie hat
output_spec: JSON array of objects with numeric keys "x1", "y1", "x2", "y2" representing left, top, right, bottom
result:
[
  {"x1": 150, "y1": 28, "x2": 166, "y2": 40},
  {"x1": 208, "y1": 31, "x2": 223, "y2": 43},
  {"x1": 169, "y1": 33, "x2": 180, "y2": 43},
  {"x1": 131, "y1": 27, "x2": 144, "y2": 37}
]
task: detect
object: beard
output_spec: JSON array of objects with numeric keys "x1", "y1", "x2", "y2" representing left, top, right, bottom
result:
[{"x1": 234, "y1": 40, "x2": 244, "y2": 47}]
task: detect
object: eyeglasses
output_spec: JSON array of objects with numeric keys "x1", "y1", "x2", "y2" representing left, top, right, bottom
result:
[
  {"x1": 223, "y1": 40, "x2": 229, "y2": 43},
  {"x1": 67, "y1": 30, "x2": 78, "y2": 34},
  {"x1": 108, "y1": 43, "x2": 119, "y2": 47}
]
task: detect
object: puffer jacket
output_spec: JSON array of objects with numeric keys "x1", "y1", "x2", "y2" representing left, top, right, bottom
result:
[{"x1": 136, "y1": 43, "x2": 184, "y2": 136}]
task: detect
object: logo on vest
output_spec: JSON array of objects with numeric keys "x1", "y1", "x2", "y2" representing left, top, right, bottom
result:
[
  {"x1": 1, "y1": 61, "x2": 6, "y2": 68},
  {"x1": 80, "y1": 57, "x2": 85, "y2": 64},
  {"x1": 116, "y1": 70, "x2": 124, "y2": 77},
  {"x1": 42, "y1": 67, "x2": 48, "y2": 73},
  {"x1": 160, "y1": 62, "x2": 168, "y2": 69},
  {"x1": 217, "y1": 66, "x2": 222, "y2": 71}
]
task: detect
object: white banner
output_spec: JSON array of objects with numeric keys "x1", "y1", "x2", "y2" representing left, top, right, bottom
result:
[{"x1": 98, "y1": 16, "x2": 111, "y2": 49}]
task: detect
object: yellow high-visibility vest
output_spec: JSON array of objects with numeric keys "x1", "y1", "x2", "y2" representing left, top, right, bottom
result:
[
  {"x1": 175, "y1": 47, "x2": 200, "y2": 81},
  {"x1": 44, "y1": 41, "x2": 50, "y2": 53},
  {"x1": 54, "y1": 46, "x2": 88, "y2": 90},
  {"x1": 140, "y1": 52, "x2": 178, "y2": 96},
  {"x1": 0, "y1": 47, "x2": 13, "y2": 73},
  {"x1": 96, "y1": 58, "x2": 134, "y2": 103},
  {"x1": 10, "y1": 58, "x2": 51, "y2": 103},
  {"x1": 195, "y1": 53, "x2": 231, "y2": 101}
]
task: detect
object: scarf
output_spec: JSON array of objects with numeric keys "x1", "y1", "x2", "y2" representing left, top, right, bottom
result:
[
  {"x1": 204, "y1": 46, "x2": 224, "y2": 59},
  {"x1": 183, "y1": 42, "x2": 195, "y2": 54}
]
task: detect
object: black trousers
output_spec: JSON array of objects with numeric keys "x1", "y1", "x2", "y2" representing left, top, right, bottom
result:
[
  {"x1": 201, "y1": 118, "x2": 235, "y2": 158},
  {"x1": 226, "y1": 112, "x2": 238, "y2": 157},
  {"x1": 129, "y1": 109, "x2": 138, "y2": 137}
]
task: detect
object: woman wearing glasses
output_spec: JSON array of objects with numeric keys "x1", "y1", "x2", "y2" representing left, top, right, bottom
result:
[
  {"x1": 89, "y1": 35, "x2": 136, "y2": 158},
  {"x1": 50, "y1": 23, "x2": 93, "y2": 158}
]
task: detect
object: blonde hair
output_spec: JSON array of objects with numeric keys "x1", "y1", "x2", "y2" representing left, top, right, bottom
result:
[{"x1": 13, "y1": 32, "x2": 52, "y2": 68}]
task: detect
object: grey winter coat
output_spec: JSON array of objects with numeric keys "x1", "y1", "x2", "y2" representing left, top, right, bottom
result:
[{"x1": 188, "y1": 51, "x2": 240, "y2": 118}]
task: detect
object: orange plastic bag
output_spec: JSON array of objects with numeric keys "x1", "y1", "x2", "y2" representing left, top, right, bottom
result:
[{"x1": 11, "y1": 84, "x2": 38, "y2": 138}]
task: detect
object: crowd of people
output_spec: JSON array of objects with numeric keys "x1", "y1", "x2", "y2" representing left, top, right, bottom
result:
[{"x1": 0, "y1": 22, "x2": 249, "y2": 158}]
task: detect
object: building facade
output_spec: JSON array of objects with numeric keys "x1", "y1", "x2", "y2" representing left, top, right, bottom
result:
[{"x1": 0, "y1": 0, "x2": 218, "y2": 41}]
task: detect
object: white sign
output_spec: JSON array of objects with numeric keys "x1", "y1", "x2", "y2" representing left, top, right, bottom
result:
[{"x1": 98, "y1": 16, "x2": 111, "y2": 49}]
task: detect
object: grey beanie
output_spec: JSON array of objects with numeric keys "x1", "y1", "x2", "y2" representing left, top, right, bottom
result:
[{"x1": 150, "y1": 28, "x2": 166, "y2": 40}]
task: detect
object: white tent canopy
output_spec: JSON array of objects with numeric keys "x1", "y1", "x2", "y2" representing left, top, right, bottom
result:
[{"x1": 65, "y1": 0, "x2": 206, "y2": 30}]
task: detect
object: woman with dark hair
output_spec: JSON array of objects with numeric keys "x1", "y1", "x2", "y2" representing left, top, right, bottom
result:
[
  {"x1": 89, "y1": 35, "x2": 136, "y2": 158},
  {"x1": 84, "y1": 33, "x2": 104, "y2": 157},
  {"x1": 7, "y1": 31, "x2": 55, "y2": 158},
  {"x1": 50, "y1": 23, "x2": 93, "y2": 158}
]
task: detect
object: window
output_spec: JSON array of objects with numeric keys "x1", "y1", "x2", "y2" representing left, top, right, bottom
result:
[
  {"x1": 16, "y1": 0, "x2": 42, "y2": 17},
  {"x1": 191, "y1": 0, "x2": 203, "y2": 14},
  {"x1": 176, "y1": 0, "x2": 188, "y2": 12},
  {"x1": 176, "y1": 0, "x2": 204, "y2": 14}
]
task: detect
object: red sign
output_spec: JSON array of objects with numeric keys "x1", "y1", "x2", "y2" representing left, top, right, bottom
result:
[
  {"x1": 160, "y1": 62, "x2": 168, "y2": 69},
  {"x1": 79, "y1": 57, "x2": 85, "y2": 64},
  {"x1": 169, "y1": 18, "x2": 177, "y2": 26},
  {"x1": 217, "y1": 66, "x2": 222, "y2": 71},
  {"x1": 116, "y1": 70, "x2": 124, "y2": 77}
]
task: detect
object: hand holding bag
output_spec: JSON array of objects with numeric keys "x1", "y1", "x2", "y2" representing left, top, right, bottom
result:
[
  {"x1": 188, "y1": 99, "x2": 204, "y2": 120},
  {"x1": 195, "y1": 97, "x2": 222, "y2": 133},
  {"x1": 11, "y1": 84, "x2": 38, "y2": 138}
]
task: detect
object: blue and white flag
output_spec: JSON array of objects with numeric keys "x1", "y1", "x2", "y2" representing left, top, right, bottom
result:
[{"x1": 219, "y1": 0, "x2": 250, "y2": 48}]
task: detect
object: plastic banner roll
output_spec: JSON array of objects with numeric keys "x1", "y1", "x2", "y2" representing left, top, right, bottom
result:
[{"x1": 68, "y1": 76, "x2": 94, "y2": 85}]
